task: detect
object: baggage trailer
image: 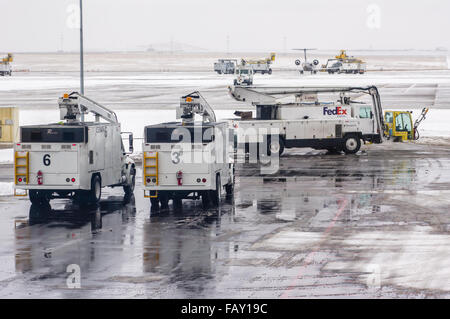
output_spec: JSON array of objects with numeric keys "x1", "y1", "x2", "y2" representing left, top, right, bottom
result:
[
  {"x1": 14, "y1": 92, "x2": 136, "y2": 206},
  {"x1": 142, "y1": 92, "x2": 234, "y2": 211},
  {"x1": 228, "y1": 86, "x2": 385, "y2": 155}
]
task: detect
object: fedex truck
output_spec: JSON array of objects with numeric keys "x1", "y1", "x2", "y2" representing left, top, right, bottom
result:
[{"x1": 228, "y1": 86, "x2": 385, "y2": 155}]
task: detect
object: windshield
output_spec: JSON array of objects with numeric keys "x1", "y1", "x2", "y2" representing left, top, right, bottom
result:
[
  {"x1": 395, "y1": 113, "x2": 412, "y2": 132},
  {"x1": 21, "y1": 127, "x2": 87, "y2": 143},
  {"x1": 146, "y1": 127, "x2": 215, "y2": 143}
]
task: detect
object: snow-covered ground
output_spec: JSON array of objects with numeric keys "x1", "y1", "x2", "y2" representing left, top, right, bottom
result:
[
  {"x1": 0, "y1": 148, "x2": 12, "y2": 164},
  {"x1": 0, "y1": 182, "x2": 13, "y2": 196}
]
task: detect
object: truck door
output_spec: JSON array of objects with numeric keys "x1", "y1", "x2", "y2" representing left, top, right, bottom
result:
[
  {"x1": 393, "y1": 112, "x2": 413, "y2": 141},
  {"x1": 358, "y1": 106, "x2": 375, "y2": 134},
  {"x1": 95, "y1": 127, "x2": 106, "y2": 171}
]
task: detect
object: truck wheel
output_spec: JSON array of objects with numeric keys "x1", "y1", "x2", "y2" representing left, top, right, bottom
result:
[
  {"x1": 123, "y1": 171, "x2": 136, "y2": 197},
  {"x1": 343, "y1": 135, "x2": 361, "y2": 154},
  {"x1": 150, "y1": 197, "x2": 160, "y2": 211},
  {"x1": 202, "y1": 192, "x2": 210, "y2": 209},
  {"x1": 225, "y1": 183, "x2": 234, "y2": 199},
  {"x1": 210, "y1": 175, "x2": 221, "y2": 207},
  {"x1": 267, "y1": 136, "x2": 285, "y2": 156},
  {"x1": 268, "y1": 69, "x2": 272, "y2": 75},
  {"x1": 88, "y1": 175, "x2": 102, "y2": 204},
  {"x1": 29, "y1": 190, "x2": 50, "y2": 205},
  {"x1": 173, "y1": 197, "x2": 183, "y2": 211},
  {"x1": 159, "y1": 193, "x2": 169, "y2": 210}
]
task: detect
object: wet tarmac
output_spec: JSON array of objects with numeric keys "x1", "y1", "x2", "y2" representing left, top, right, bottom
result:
[{"x1": 1, "y1": 142, "x2": 450, "y2": 298}]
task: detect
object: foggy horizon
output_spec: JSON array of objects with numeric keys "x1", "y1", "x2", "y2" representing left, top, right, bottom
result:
[{"x1": 1, "y1": 0, "x2": 450, "y2": 53}]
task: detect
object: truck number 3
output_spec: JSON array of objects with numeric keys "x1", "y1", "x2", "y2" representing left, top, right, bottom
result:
[{"x1": 43, "y1": 154, "x2": 51, "y2": 166}]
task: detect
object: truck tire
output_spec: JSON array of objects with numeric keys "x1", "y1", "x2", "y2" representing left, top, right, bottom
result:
[
  {"x1": 150, "y1": 197, "x2": 159, "y2": 211},
  {"x1": 202, "y1": 191, "x2": 211, "y2": 209},
  {"x1": 173, "y1": 196, "x2": 183, "y2": 211},
  {"x1": 268, "y1": 69, "x2": 272, "y2": 75},
  {"x1": 225, "y1": 182, "x2": 234, "y2": 199},
  {"x1": 343, "y1": 135, "x2": 361, "y2": 154},
  {"x1": 29, "y1": 190, "x2": 50, "y2": 205},
  {"x1": 88, "y1": 175, "x2": 102, "y2": 204},
  {"x1": 159, "y1": 192, "x2": 169, "y2": 210},
  {"x1": 267, "y1": 136, "x2": 285, "y2": 156},
  {"x1": 123, "y1": 172, "x2": 135, "y2": 197},
  {"x1": 210, "y1": 175, "x2": 221, "y2": 207}
]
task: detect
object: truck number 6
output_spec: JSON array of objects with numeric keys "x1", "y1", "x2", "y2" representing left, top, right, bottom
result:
[{"x1": 43, "y1": 154, "x2": 51, "y2": 166}]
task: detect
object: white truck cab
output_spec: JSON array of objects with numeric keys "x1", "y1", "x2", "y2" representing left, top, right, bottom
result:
[
  {"x1": 142, "y1": 92, "x2": 234, "y2": 211},
  {"x1": 14, "y1": 92, "x2": 136, "y2": 206},
  {"x1": 228, "y1": 86, "x2": 385, "y2": 155},
  {"x1": 234, "y1": 66, "x2": 254, "y2": 86}
]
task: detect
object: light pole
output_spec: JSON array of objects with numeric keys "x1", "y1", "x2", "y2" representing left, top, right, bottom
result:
[{"x1": 79, "y1": 0, "x2": 84, "y2": 95}]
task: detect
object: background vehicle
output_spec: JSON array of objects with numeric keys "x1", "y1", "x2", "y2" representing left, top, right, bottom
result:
[
  {"x1": 325, "y1": 50, "x2": 366, "y2": 74},
  {"x1": 233, "y1": 65, "x2": 254, "y2": 86},
  {"x1": 14, "y1": 92, "x2": 136, "y2": 206},
  {"x1": 384, "y1": 108, "x2": 429, "y2": 141},
  {"x1": 228, "y1": 86, "x2": 385, "y2": 155},
  {"x1": 241, "y1": 53, "x2": 275, "y2": 74},
  {"x1": 214, "y1": 59, "x2": 238, "y2": 74},
  {"x1": 0, "y1": 53, "x2": 13, "y2": 76},
  {"x1": 142, "y1": 91, "x2": 234, "y2": 211}
]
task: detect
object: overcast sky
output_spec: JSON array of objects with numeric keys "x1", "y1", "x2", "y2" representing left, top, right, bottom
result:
[{"x1": 1, "y1": 0, "x2": 449, "y2": 52}]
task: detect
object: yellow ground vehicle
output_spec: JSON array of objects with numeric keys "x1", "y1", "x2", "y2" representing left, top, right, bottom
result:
[{"x1": 384, "y1": 108, "x2": 429, "y2": 141}]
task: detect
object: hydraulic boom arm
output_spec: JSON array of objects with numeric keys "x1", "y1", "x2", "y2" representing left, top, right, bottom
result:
[
  {"x1": 178, "y1": 91, "x2": 217, "y2": 124},
  {"x1": 58, "y1": 92, "x2": 118, "y2": 123}
]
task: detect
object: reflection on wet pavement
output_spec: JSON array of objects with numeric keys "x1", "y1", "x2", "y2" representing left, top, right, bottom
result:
[{"x1": 1, "y1": 142, "x2": 450, "y2": 297}]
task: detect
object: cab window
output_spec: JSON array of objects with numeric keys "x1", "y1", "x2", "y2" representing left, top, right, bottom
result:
[
  {"x1": 385, "y1": 112, "x2": 393, "y2": 123},
  {"x1": 394, "y1": 113, "x2": 412, "y2": 132},
  {"x1": 359, "y1": 107, "x2": 372, "y2": 119}
]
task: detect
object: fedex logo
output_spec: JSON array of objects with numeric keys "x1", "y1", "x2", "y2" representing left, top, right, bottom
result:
[{"x1": 323, "y1": 106, "x2": 348, "y2": 116}]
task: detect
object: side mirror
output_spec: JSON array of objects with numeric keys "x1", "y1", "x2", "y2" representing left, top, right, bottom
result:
[
  {"x1": 128, "y1": 133, "x2": 134, "y2": 153},
  {"x1": 121, "y1": 132, "x2": 134, "y2": 154}
]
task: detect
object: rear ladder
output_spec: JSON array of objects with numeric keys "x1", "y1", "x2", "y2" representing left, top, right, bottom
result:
[
  {"x1": 14, "y1": 151, "x2": 29, "y2": 196},
  {"x1": 143, "y1": 152, "x2": 158, "y2": 198}
]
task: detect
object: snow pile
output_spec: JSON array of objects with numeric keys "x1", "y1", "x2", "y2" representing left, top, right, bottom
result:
[
  {"x1": 0, "y1": 182, "x2": 14, "y2": 196},
  {"x1": 0, "y1": 149, "x2": 13, "y2": 164}
]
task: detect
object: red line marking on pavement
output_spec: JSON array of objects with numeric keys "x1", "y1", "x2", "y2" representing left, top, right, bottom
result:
[{"x1": 280, "y1": 198, "x2": 349, "y2": 299}]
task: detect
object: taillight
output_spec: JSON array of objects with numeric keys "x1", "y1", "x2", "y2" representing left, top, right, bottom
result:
[
  {"x1": 18, "y1": 178, "x2": 22, "y2": 182},
  {"x1": 202, "y1": 178, "x2": 207, "y2": 183},
  {"x1": 71, "y1": 178, "x2": 76, "y2": 182},
  {"x1": 37, "y1": 170, "x2": 43, "y2": 185}
]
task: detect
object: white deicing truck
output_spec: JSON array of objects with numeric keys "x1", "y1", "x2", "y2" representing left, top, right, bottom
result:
[
  {"x1": 142, "y1": 91, "x2": 234, "y2": 211},
  {"x1": 14, "y1": 92, "x2": 136, "y2": 206},
  {"x1": 214, "y1": 59, "x2": 238, "y2": 74},
  {"x1": 228, "y1": 86, "x2": 385, "y2": 155}
]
